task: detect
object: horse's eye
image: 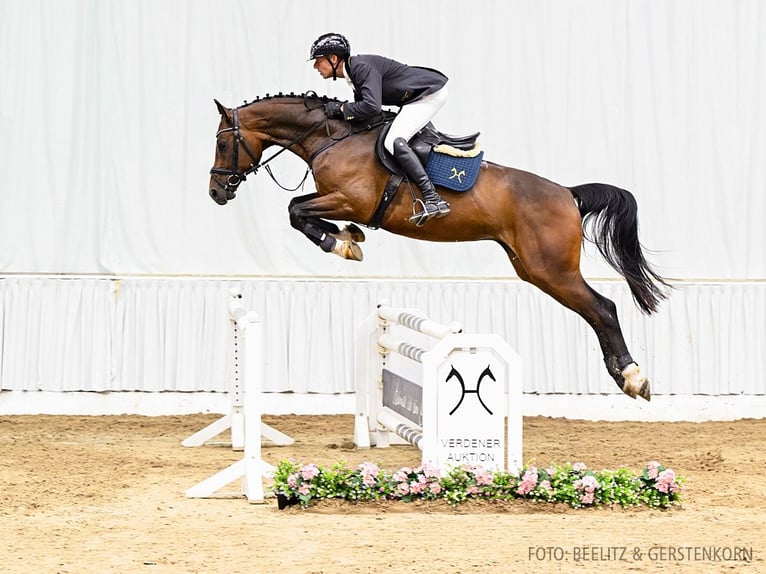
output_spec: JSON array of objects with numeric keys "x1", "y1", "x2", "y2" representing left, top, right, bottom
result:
[{"x1": 217, "y1": 140, "x2": 227, "y2": 152}]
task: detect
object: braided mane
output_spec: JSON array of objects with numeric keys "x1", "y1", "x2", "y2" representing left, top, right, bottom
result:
[{"x1": 239, "y1": 91, "x2": 340, "y2": 109}]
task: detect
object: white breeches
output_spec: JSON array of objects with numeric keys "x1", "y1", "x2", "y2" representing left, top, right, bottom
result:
[{"x1": 384, "y1": 86, "x2": 448, "y2": 155}]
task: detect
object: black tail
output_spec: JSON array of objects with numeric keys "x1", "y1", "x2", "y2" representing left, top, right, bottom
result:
[{"x1": 570, "y1": 183, "x2": 670, "y2": 314}]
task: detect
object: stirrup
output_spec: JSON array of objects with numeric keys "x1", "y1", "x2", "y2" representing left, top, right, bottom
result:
[{"x1": 408, "y1": 199, "x2": 450, "y2": 227}]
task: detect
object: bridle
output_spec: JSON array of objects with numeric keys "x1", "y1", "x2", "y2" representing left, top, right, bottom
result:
[
  {"x1": 209, "y1": 107, "x2": 261, "y2": 195},
  {"x1": 209, "y1": 99, "x2": 352, "y2": 196}
]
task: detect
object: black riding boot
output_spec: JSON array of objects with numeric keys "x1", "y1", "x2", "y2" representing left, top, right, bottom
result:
[{"x1": 392, "y1": 137, "x2": 451, "y2": 226}]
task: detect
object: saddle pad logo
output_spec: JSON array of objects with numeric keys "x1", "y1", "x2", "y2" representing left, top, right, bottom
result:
[{"x1": 425, "y1": 150, "x2": 484, "y2": 192}]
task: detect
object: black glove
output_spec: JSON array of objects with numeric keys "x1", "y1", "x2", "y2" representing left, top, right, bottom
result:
[{"x1": 324, "y1": 101, "x2": 344, "y2": 119}]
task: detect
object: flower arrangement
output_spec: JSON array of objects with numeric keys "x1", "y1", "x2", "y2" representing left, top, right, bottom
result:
[{"x1": 271, "y1": 459, "x2": 684, "y2": 510}]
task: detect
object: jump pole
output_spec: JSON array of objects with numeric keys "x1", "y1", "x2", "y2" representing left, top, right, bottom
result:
[{"x1": 185, "y1": 289, "x2": 278, "y2": 502}]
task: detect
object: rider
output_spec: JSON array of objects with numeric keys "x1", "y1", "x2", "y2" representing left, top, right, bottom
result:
[{"x1": 309, "y1": 32, "x2": 451, "y2": 226}]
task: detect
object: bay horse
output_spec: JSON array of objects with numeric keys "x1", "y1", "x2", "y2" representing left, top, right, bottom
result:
[{"x1": 208, "y1": 92, "x2": 670, "y2": 401}]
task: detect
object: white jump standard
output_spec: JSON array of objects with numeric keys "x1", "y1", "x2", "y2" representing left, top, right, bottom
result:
[
  {"x1": 185, "y1": 287, "x2": 288, "y2": 502},
  {"x1": 355, "y1": 303, "x2": 523, "y2": 473},
  {"x1": 181, "y1": 288, "x2": 293, "y2": 451}
]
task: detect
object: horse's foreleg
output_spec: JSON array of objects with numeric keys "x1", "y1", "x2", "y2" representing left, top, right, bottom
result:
[{"x1": 287, "y1": 194, "x2": 364, "y2": 261}]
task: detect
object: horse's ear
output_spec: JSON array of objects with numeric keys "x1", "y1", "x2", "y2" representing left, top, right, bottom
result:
[{"x1": 214, "y1": 98, "x2": 229, "y2": 118}]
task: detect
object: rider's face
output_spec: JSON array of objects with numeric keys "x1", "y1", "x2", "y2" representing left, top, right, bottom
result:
[{"x1": 313, "y1": 55, "x2": 342, "y2": 79}]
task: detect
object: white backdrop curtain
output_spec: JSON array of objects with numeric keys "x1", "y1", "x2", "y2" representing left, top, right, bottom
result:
[
  {"x1": 0, "y1": 1, "x2": 764, "y2": 404},
  {"x1": 0, "y1": 277, "x2": 763, "y2": 397},
  {"x1": 1, "y1": 0, "x2": 764, "y2": 278}
]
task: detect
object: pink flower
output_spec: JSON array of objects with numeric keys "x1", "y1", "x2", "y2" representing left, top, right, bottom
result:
[
  {"x1": 546, "y1": 466, "x2": 557, "y2": 477},
  {"x1": 300, "y1": 464, "x2": 320, "y2": 481},
  {"x1": 655, "y1": 469, "x2": 678, "y2": 493},
  {"x1": 410, "y1": 480, "x2": 426, "y2": 495},
  {"x1": 392, "y1": 468, "x2": 411, "y2": 483},
  {"x1": 646, "y1": 461, "x2": 661, "y2": 480},
  {"x1": 523, "y1": 466, "x2": 538, "y2": 478},
  {"x1": 362, "y1": 473, "x2": 376, "y2": 487},
  {"x1": 539, "y1": 480, "x2": 552, "y2": 491},
  {"x1": 572, "y1": 462, "x2": 587, "y2": 471},
  {"x1": 397, "y1": 482, "x2": 410, "y2": 495},
  {"x1": 298, "y1": 484, "x2": 311, "y2": 496},
  {"x1": 474, "y1": 468, "x2": 494, "y2": 486},
  {"x1": 580, "y1": 475, "x2": 599, "y2": 492},
  {"x1": 287, "y1": 474, "x2": 298, "y2": 489},
  {"x1": 421, "y1": 465, "x2": 441, "y2": 479},
  {"x1": 358, "y1": 462, "x2": 380, "y2": 487},
  {"x1": 358, "y1": 462, "x2": 380, "y2": 476},
  {"x1": 516, "y1": 467, "x2": 539, "y2": 495},
  {"x1": 428, "y1": 482, "x2": 442, "y2": 495},
  {"x1": 580, "y1": 491, "x2": 595, "y2": 505},
  {"x1": 516, "y1": 482, "x2": 534, "y2": 495}
]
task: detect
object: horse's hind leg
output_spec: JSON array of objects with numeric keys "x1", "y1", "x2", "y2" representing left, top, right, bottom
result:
[
  {"x1": 581, "y1": 285, "x2": 650, "y2": 400},
  {"x1": 504, "y1": 244, "x2": 650, "y2": 401}
]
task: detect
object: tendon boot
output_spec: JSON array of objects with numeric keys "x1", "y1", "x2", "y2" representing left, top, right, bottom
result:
[{"x1": 392, "y1": 137, "x2": 451, "y2": 226}]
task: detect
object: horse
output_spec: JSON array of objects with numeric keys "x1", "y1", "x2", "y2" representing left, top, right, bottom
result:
[{"x1": 208, "y1": 92, "x2": 670, "y2": 401}]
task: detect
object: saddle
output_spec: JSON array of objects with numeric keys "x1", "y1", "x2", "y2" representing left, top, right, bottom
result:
[
  {"x1": 375, "y1": 121, "x2": 484, "y2": 192},
  {"x1": 367, "y1": 117, "x2": 484, "y2": 228}
]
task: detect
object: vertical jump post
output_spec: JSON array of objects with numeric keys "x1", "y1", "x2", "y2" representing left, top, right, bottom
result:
[{"x1": 185, "y1": 287, "x2": 282, "y2": 502}]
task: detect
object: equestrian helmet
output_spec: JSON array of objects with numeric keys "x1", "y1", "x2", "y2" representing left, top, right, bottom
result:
[{"x1": 309, "y1": 33, "x2": 350, "y2": 60}]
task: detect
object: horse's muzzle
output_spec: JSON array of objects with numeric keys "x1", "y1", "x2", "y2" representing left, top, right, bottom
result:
[{"x1": 209, "y1": 186, "x2": 236, "y2": 205}]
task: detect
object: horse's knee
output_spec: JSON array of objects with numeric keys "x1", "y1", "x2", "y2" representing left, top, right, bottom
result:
[
  {"x1": 288, "y1": 202, "x2": 304, "y2": 230},
  {"x1": 287, "y1": 193, "x2": 317, "y2": 222},
  {"x1": 287, "y1": 196, "x2": 301, "y2": 216}
]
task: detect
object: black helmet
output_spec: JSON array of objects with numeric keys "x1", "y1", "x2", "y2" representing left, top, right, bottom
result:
[{"x1": 309, "y1": 33, "x2": 350, "y2": 60}]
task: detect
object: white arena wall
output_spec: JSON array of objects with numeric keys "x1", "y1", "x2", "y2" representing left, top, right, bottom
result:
[{"x1": 0, "y1": 275, "x2": 762, "y2": 421}]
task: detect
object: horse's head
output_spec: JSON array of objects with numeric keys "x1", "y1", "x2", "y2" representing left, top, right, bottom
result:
[
  {"x1": 208, "y1": 99, "x2": 264, "y2": 205},
  {"x1": 209, "y1": 93, "x2": 351, "y2": 205}
]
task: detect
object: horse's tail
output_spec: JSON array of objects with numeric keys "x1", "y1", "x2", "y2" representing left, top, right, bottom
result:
[{"x1": 569, "y1": 183, "x2": 670, "y2": 314}]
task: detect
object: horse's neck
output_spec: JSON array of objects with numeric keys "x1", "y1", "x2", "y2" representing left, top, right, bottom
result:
[{"x1": 243, "y1": 101, "x2": 327, "y2": 164}]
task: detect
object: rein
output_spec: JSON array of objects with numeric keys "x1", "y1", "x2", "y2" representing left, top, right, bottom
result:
[{"x1": 210, "y1": 97, "x2": 356, "y2": 194}]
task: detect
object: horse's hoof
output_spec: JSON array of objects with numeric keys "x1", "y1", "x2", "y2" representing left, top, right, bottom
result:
[
  {"x1": 344, "y1": 223, "x2": 366, "y2": 243},
  {"x1": 638, "y1": 380, "x2": 651, "y2": 401},
  {"x1": 620, "y1": 363, "x2": 651, "y2": 402},
  {"x1": 333, "y1": 224, "x2": 366, "y2": 243},
  {"x1": 332, "y1": 240, "x2": 363, "y2": 261}
]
